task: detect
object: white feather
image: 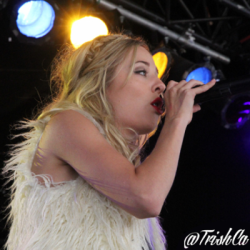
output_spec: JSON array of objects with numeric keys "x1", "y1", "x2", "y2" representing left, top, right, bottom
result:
[{"x1": 3, "y1": 108, "x2": 167, "y2": 250}]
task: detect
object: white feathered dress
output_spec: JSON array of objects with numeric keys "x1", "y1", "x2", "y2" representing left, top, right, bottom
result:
[{"x1": 3, "y1": 108, "x2": 167, "y2": 250}]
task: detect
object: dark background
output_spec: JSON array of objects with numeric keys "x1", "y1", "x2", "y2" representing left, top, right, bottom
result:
[{"x1": 1, "y1": 0, "x2": 250, "y2": 249}]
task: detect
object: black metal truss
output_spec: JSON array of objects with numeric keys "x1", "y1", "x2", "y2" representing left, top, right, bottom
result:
[{"x1": 105, "y1": 0, "x2": 250, "y2": 62}]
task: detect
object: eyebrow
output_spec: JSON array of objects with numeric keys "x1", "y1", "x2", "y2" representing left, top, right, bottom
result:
[{"x1": 135, "y1": 60, "x2": 159, "y2": 74}]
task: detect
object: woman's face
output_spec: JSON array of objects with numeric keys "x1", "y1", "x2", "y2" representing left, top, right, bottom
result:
[{"x1": 107, "y1": 46, "x2": 166, "y2": 137}]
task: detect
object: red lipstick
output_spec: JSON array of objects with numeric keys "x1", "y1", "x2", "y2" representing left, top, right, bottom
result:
[{"x1": 151, "y1": 97, "x2": 165, "y2": 115}]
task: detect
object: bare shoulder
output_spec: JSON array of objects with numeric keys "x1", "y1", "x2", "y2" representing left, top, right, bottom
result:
[
  {"x1": 32, "y1": 109, "x2": 105, "y2": 182},
  {"x1": 31, "y1": 110, "x2": 96, "y2": 182},
  {"x1": 44, "y1": 109, "x2": 135, "y2": 183},
  {"x1": 44, "y1": 109, "x2": 108, "y2": 160},
  {"x1": 46, "y1": 110, "x2": 101, "y2": 143},
  {"x1": 37, "y1": 109, "x2": 153, "y2": 218},
  {"x1": 49, "y1": 109, "x2": 99, "y2": 136}
]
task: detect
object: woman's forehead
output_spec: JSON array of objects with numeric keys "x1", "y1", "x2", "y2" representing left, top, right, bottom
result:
[
  {"x1": 135, "y1": 46, "x2": 153, "y2": 62},
  {"x1": 123, "y1": 46, "x2": 155, "y2": 68}
]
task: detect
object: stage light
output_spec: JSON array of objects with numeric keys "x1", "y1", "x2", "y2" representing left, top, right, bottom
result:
[
  {"x1": 152, "y1": 51, "x2": 168, "y2": 79},
  {"x1": 221, "y1": 93, "x2": 250, "y2": 129},
  {"x1": 158, "y1": 50, "x2": 218, "y2": 84},
  {"x1": 152, "y1": 48, "x2": 171, "y2": 80},
  {"x1": 16, "y1": 1, "x2": 55, "y2": 38},
  {"x1": 186, "y1": 66, "x2": 213, "y2": 84},
  {"x1": 70, "y1": 16, "x2": 109, "y2": 49}
]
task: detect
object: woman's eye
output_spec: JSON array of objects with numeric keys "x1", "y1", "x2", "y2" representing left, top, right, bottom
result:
[{"x1": 135, "y1": 70, "x2": 147, "y2": 76}]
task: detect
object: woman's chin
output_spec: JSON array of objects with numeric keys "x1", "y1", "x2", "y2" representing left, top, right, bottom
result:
[{"x1": 137, "y1": 123, "x2": 159, "y2": 135}]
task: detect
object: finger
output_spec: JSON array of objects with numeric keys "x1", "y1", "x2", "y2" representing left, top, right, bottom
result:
[
  {"x1": 207, "y1": 79, "x2": 217, "y2": 86},
  {"x1": 184, "y1": 79, "x2": 204, "y2": 89},
  {"x1": 166, "y1": 80, "x2": 179, "y2": 90},
  {"x1": 173, "y1": 79, "x2": 204, "y2": 92},
  {"x1": 178, "y1": 80, "x2": 188, "y2": 87},
  {"x1": 193, "y1": 104, "x2": 201, "y2": 113},
  {"x1": 191, "y1": 79, "x2": 216, "y2": 95},
  {"x1": 170, "y1": 79, "x2": 196, "y2": 88},
  {"x1": 168, "y1": 79, "x2": 204, "y2": 91}
]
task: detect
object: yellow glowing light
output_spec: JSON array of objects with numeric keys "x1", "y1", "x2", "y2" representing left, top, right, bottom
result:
[
  {"x1": 152, "y1": 52, "x2": 168, "y2": 79},
  {"x1": 70, "y1": 16, "x2": 108, "y2": 49}
]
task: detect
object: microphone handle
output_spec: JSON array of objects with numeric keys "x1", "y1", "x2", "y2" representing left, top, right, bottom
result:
[{"x1": 194, "y1": 77, "x2": 250, "y2": 104}]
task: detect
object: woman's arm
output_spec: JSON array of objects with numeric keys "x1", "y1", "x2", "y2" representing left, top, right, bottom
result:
[
  {"x1": 46, "y1": 110, "x2": 151, "y2": 219},
  {"x1": 46, "y1": 79, "x2": 215, "y2": 219},
  {"x1": 135, "y1": 79, "x2": 216, "y2": 216},
  {"x1": 135, "y1": 118, "x2": 187, "y2": 216}
]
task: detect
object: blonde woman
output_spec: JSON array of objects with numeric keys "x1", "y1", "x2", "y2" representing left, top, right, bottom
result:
[{"x1": 3, "y1": 34, "x2": 216, "y2": 250}]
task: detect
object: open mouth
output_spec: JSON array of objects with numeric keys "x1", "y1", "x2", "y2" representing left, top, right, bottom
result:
[{"x1": 151, "y1": 96, "x2": 165, "y2": 115}]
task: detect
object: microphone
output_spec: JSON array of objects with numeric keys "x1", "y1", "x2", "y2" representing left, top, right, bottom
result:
[{"x1": 194, "y1": 76, "x2": 250, "y2": 104}]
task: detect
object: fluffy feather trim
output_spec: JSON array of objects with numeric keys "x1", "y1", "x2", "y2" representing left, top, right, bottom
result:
[{"x1": 3, "y1": 108, "x2": 167, "y2": 250}]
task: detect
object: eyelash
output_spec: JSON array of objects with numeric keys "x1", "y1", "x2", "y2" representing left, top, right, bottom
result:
[{"x1": 135, "y1": 70, "x2": 147, "y2": 76}]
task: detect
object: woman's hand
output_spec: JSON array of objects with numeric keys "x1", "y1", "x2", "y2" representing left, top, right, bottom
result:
[{"x1": 163, "y1": 79, "x2": 216, "y2": 125}]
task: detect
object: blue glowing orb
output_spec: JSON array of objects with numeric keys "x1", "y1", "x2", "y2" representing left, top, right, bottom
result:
[
  {"x1": 16, "y1": 1, "x2": 55, "y2": 38},
  {"x1": 186, "y1": 67, "x2": 213, "y2": 84}
]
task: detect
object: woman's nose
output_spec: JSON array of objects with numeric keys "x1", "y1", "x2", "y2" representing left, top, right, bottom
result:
[{"x1": 153, "y1": 78, "x2": 166, "y2": 94}]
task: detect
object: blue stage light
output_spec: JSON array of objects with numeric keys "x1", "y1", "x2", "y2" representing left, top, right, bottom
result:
[
  {"x1": 16, "y1": 1, "x2": 55, "y2": 38},
  {"x1": 186, "y1": 67, "x2": 213, "y2": 84}
]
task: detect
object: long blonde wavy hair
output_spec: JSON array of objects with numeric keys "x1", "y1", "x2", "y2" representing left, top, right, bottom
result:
[{"x1": 36, "y1": 34, "x2": 151, "y2": 166}]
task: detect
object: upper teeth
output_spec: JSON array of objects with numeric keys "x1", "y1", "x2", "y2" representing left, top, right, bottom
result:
[{"x1": 153, "y1": 103, "x2": 157, "y2": 106}]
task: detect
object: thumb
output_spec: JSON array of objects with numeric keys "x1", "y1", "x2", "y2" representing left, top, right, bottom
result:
[{"x1": 193, "y1": 104, "x2": 201, "y2": 113}]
